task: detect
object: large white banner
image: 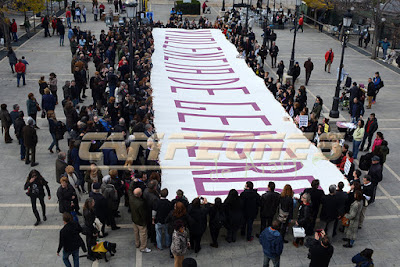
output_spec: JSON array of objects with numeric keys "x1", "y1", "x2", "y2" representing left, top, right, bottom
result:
[{"x1": 151, "y1": 29, "x2": 348, "y2": 201}]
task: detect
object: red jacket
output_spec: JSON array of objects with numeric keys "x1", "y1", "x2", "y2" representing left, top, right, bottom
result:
[
  {"x1": 11, "y1": 22, "x2": 17, "y2": 33},
  {"x1": 66, "y1": 10, "x2": 71, "y2": 18},
  {"x1": 15, "y1": 62, "x2": 26, "y2": 73},
  {"x1": 325, "y1": 50, "x2": 334, "y2": 62},
  {"x1": 298, "y1": 17, "x2": 304, "y2": 26}
]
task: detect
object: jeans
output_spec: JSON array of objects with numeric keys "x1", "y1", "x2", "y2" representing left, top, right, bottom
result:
[
  {"x1": 62, "y1": 249, "x2": 79, "y2": 267},
  {"x1": 60, "y1": 34, "x2": 64, "y2": 46},
  {"x1": 49, "y1": 133, "x2": 60, "y2": 150},
  {"x1": 155, "y1": 223, "x2": 171, "y2": 249},
  {"x1": 241, "y1": 217, "x2": 255, "y2": 240},
  {"x1": 260, "y1": 217, "x2": 273, "y2": 234},
  {"x1": 83, "y1": 14, "x2": 86, "y2": 22},
  {"x1": 360, "y1": 133, "x2": 373, "y2": 151},
  {"x1": 19, "y1": 138, "x2": 26, "y2": 159},
  {"x1": 353, "y1": 140, "x2": 362, "y2": 159},
  {"x1": 17, "y1": 73, "x2": 26, "y2": 86},
  {"x1": 77, "y1": 15, "x2": 82, "y2": 23},
  {"x1": 67, "y1": 17, "x2": 71, "y2": 28},
  {"x1": 263, "y1": 254, "x2": 280, "y2": 267},
  {"x1": 94, "y1": 14, "x2": 98, "y2": 21},
  {"x1": 305, "y1": 71, "x2": 311, "y2": 85},
  {"x1": 12, "y1": 32, "x2": 18, "y2": 41}
]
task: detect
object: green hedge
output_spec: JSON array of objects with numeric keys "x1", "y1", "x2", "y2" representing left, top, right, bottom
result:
[{"x1": 175, "y1": 0, "x2": 200, "y2": 15}]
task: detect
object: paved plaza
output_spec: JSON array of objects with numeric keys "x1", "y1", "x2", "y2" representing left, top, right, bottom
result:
[{"x1": 0, "y1": 1, "x2": 400, "y2": 266}]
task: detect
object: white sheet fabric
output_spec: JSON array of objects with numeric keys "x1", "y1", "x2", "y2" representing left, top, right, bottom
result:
[{"x1": 151, "y1": 28, "x2": 348, "y2": 201}]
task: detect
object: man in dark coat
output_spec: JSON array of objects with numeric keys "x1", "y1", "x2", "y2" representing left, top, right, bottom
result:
[
  {"x1": 366, "y1": 78, "x2": 375, "y2": 109},
  {"x1": 304, "y1": 58, "x2": 314, "y2": 85},
  {"x1": 57, "y1": 212, "x2": 86, "y2": 266},
  {"x1": 0, "y1": 103, "x2": 13, "y2": 143},
  {"x1": 259, "y1": 182, "x2": 280, "y2": 235},
  {"x1": 309, "y1": 234, "x2": 334, "y2": 267},
  {"x1": 89, "y1": 183, "x2": 108, "y2": 237},
  {"x1": 269, "y1": 42, "x2": 279, "y2": 68},
  {"x1": 359, "y1": 175, "x2": 374, "y2": 228},
  {"x1": 333, "y1": 181, "x2": 348, "y2": 236},
  {"x1": 368, "y1": 155, "x2": 383, "y2": 203},
  {"x1": 320, "y1": 185, "x2": 338, "y2": 238},
  {"x1": 240, "y1": 181, "x2": 260, "y2": 241},
  {"x1": 14, "y1": 111, "x2": 26, "y2": 160},
  {"x1": 23, "y1": 118, "x2": 38, "y2": 166},
  {"x1": 360, "y1": 113, "x2": 378, "y2": 151},
  {"x1": 302, "y1": 179, "x2": 324, "y2": 229},
  {"x1": 348, "y1": 82, "x2": 360, "y2": 112},
  {"x1": 152, "y1": 188, "x2": 173, "y2": 250},
  {"x1": 143, "y1": 180, "x2": 160, "y2": 245}
]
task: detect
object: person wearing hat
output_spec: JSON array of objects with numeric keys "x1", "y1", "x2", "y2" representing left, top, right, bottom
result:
[{"x1": 368, "y1": 155, "x2": 382, "y2": 203}]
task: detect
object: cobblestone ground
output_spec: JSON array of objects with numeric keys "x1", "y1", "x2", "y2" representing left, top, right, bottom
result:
[{"x1": 0, "y1": 1, "x2": 399, "y2": 266}]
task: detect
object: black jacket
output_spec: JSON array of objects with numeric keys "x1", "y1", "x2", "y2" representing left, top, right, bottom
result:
[
  {"x1": 83, "y1": 208, "x2": 97, "y2": 235},
  {"x1": 22, "y1": 125, "x2": 38, "y2": 148},
  {"x1": 57, "y1": 221, "x2": 85, "y2": 253},
  {"x1": 362, "y1": 183, "x2": 374, "y2": 204},
  {"x1": 335, "y1": 190, "x2": 348, "y2": 216},
  {"x1": 364, "y1": 118, "x2": 378, "y2": 135},
  {"x1": 153, "y1": 198, "x2": 173, "y2": 224},
  {"x1": 188, "y1": 205, "x2": 209, "y2": 235},
  {"x1": 224, "y1": 198, "x2": 243, "y2": 228},
  {"x1": 367, "y1": 81, "x2": 375, "y2": 96},
  {"x1": 241, "y1": 189, "x2": 260, "y2": 219},
  {"x1": 260, "y1": 191, "x2": 280, "y2": 218},
  {"x1": 320, "y1": 194, "x2": 338, "y2": 222},
  {"x1": 368, "y1": 163, "x2": 383, "y2": 185},
  {"x1": 297, "y1": 204, "x2": 314, "y2": 235},
  {"x1": 309, "y1": 242, "x2": 334, "y2": 267},
  {"x1": 14, "y1": 117, "x2": 26, "y2": 139},
  {"x1": 280, "y1": 196, "x2": 294, "y2": 220},
  {"x1": 57, "y1": 184, "x2": 77, "y2": 213},
  {"x1": 302, "y1": 188, "x2": 324, "y2": 217},
  {"x1": 89, "y1": 191, "x2": 108, "y2": 220}
]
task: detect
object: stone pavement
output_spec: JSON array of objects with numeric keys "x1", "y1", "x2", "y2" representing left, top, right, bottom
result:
[{"x1": 0, "y1": 2, "x2": 400, "y2": 267}]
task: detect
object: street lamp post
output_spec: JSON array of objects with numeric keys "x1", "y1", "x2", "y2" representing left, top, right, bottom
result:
[
  {"x1": 329, "y1": 10, "x2": 353, "y2": 118},
  {"x1": 124, "y1": 0, "x2": 138, "y2": 93},
  {"x1": 222, "y1": 0, "x2": 225, "y2": 11},
  {"x1": 289, "y1": 0, "x2": 301, "y2": 71}
]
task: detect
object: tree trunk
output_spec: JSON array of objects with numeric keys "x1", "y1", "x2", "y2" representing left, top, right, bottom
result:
[
  {"x1": 371, "y1": 1, "x2": 380, "y2": 59},
  {"x1": 314, "y1": 9, "x2": 317, "y2": 27},
  {"x1": 0, "y1": 14, "x2": 11, "y2": 49}
]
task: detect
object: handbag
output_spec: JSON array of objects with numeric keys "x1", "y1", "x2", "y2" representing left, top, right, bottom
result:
[
  {"x1": 341, "y1": 216, "x2": 350, "y2": 227},
  {"x1": 278, "y1": 205, "x2": 289, "y2": 223},
  {"x1": 25, "y1": 188, "x2": 31, "y2": 197},
  {"x1": 41, "y1": 110, "x2": 46, "y2": 118}
]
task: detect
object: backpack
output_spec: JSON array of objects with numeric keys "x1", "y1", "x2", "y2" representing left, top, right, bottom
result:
[
  {"x1": 378, "y1": 80, "x2": 384, "y2": 89},
  {"x1": 359, "y1": 153, "x2": 373, "y2": 171},
  {"x1": 55, "y1": 121, "x2": 67, "y2": 140}
]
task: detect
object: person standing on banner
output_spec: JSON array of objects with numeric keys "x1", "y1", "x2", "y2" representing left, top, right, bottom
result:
[
  {"x1": 304, "y1": 58, "x2": 314, "y2": 85},
  {"x1": 259, "y1": 220, "x2": 284, "y2": 267}
]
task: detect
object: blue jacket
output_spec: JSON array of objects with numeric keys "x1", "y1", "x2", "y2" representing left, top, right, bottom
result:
[
  {"x1": 42, "y1": 94, "x2": 56, "y2": 111},
  {"x1": 379, "y1": 40, "x2": 390, "y2": 50},
  {"x1": 352, "y1": 253, "x2": 373, "y2": 267},
  {"x1": 99, "y1": 119, "x2": 112, "y2": 132},
  {"x1": 259, "y1": 227, "x2": 283, "y2": 258}
]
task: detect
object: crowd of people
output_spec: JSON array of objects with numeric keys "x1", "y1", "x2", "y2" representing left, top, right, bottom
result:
[{"x1": 0, "y1": 3, "x2": 390, "y2": 267}]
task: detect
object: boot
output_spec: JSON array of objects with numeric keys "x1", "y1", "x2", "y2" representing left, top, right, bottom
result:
[{"x1": 343, "y1": 239, "x2": 353, "y2": 248}]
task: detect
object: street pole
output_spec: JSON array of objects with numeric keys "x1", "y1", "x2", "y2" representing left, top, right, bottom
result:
[
  {"x1": 273, "y1": 0, "x2": 275, "y2": 15},
  {"x1": 329, "y1": 33, "x2": 347, "y2": 118},
  {"x1": 245, "y1": 4, "x2": 249, "y2": 35},
  {"x1": 289, "y1": 4, "x2": 298, "y2": 71},
  {"x1": 222, "y1": 0, "x2": 225, "y2": 11}
]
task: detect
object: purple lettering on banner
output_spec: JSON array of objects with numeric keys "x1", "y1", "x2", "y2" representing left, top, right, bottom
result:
[
  {"x1": 162, "y1": 44, "x2": 222, "y2": 52},
  {"x1": 190, "y1": 161, "x2": 303, "y2": 175},
  {"x1": 183, "y1": 136, "x2": 284, "y2": 143},
  {"x1": 164, "y1": 40, "x2": 217, "y2": 45},
  {"x1": 166, "y1": 36, "x2": 215, "y2": 41},
  {"x1": 177, "y1": 113, "x2": 270, "y2": 126},
  {"x1": 164, "y1": 55, "x2": 228, "y2": 62},
  {"x1": 193, "y1": 175, "x2": 315, "y2": 196},
  {"x1": 166, "y1": 62, "x2": 229, "y2": 68},
  {"x1": 171, "y1": 86, "x2": 249, "y2": 95},
  {"x1": 166, "y1": 66, "x2": 234, "y2": 74},
  {"x1": 174, "y1": 100, "x2": 260, "y2": 111},
  {"x1": 169, "y1": 77, "x2": 239, "y2": 86},
  {"x1": 181, "y1": 128, "x2": 277, "y2": 135},
  {"x1": 164, "y1": 51, "x2": 224, "y2": 58},
  {"x1": 165, "y1": 30, "x2": 211, "y2": 34},
  {"x1": 185, "y1": 146, "x2": 296, "y2": 159}
]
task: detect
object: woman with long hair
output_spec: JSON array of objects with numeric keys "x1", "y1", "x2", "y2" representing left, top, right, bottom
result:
[
  {"x1": 279, "y1": 184, "x2": 294, "y2": 243},
  {"x1": 343, "y1": 190, "x2": 363, "y2": 248},
  {"x1": 84, "y1": 163, "x2": 103, "y2": 193},
  {"x1": 209, "y1": 197, "x2": 225, "y2": 248},
  {"x1": 223, "y1": 189, "x2": 243, "y2": 243},
  {"x1": 47, "y1": 110, "x2": 60, "y2": 153},
  {"x1": 83, "y1": 197, "x2": 98, "y2": 261},
  {"x1": 171, "y1": 220, "x2": 190, "y2": 267},
  {"x1": 371, "y1": 131, "x2": 384, "y2": 152},
  {"x1": 49, "y1": 72, "x2": 58, "y2": 104},
  {"x1": 24, "y1": 169, "x2": 51, "y2": 226}
]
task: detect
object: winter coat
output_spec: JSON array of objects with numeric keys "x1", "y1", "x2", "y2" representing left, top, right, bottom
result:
[
  {"x1": 368, "y1": 163, "x2": 383, "y2": 185},
  {"x1": 309, "y1": 241, "x2": 334, "y2": 267},
  {"x1": 128, "y1": 194, "x2": 147, "y2": 226},
  {"x1": 22, "y1": 125, "x2": 37, "y2": 148},
  {"x1": 89, "y1": 191, "x2": 107, "y2": 221},
  {"x1": 56, "y1": 184, "x2": 77, "y2": 213},
  {"x1": 297, "y1": 203, "x2": 314, "y2": 235},
  {"x1": 0, "y1": 109, "x2": 12, "y2": 128},
  {"x1": 171, "y1": 229, "x2": 189, "y2": 256},
  {"x1": 83, "y1": 208, "x2": 98, "y2": 235},
  {"x1": 260, "y1": 191, "x2": 280, "y2": 218},
  {"x1": 240, "y1": 189, "x2": 260, "y2": 219},
  {"x1": 344, "y1": 200, "x2": 363, "y2": 240},
  {"x1": 320, "y1": 194, "x2": 338, "y2": 222},
  {"x1": 7, "y1": 51, "x2": 17, "y2": 65},
  {"x1": 26, "y1": 99, "x2": 38, "y2": 116},
  {"x1": 259, "y1": 227, "x2": 283, "y2": 258},
  {"x1": 42, "y1": 94, "x2": 56, "y2": 111},
  {"x1": 14, "y1": 117, "x2": 26, "y2": 139},
  {"x1": 57, "y1": 221, "x2": 85, "y2": 253},
  {"x1": 102, "y1": 183, "x2": 119, "y2": 211},
  {"x1": 352, "y1": 253, "x2": 374, "y2": 267},
  {"x1": 188, "y1": 205, "x2": 209, "y2": 235}
]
